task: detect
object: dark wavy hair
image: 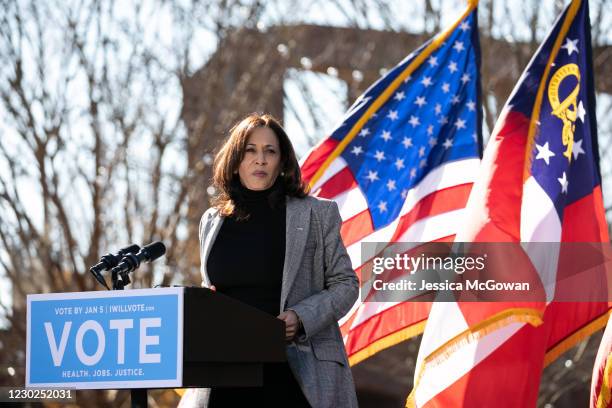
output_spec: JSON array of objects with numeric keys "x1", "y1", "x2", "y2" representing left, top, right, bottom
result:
[{"x1": 212, "y1": 113, "x2": 309, "y2": 218}]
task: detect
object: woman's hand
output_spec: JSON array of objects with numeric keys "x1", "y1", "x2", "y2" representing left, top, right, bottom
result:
[{"x1": 277, "y1": 310, "x2": 301, "y2": 341}]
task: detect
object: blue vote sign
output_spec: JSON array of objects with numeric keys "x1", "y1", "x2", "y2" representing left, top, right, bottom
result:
[{"x1": 26, "y1": 287, "x2": 184, "y2": 389}]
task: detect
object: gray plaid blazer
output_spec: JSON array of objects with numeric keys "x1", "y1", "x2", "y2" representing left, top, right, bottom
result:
[{"x1": 198, "y1": 195, "x2": 359, "y2": 408}]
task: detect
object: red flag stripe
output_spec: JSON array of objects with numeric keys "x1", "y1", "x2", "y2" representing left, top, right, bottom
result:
[
  {"x1": 341, "y1": 211, "x2": 375, "y2": 247},
  {"x1": 391, "y1": 183, "x2": 473, "y2": 242},
  {"x1": 561, "y1": 186, "x2": 610, "y2": 243},
  {"x1": 346, "y1": 302, "x2": 430, "y2": 356},
  {"x1": 300, "y1": 138, "x2": 340, "y2": 183},
  {"x1": 314, "y1": 166, "x2": 358, "y2": 199}
]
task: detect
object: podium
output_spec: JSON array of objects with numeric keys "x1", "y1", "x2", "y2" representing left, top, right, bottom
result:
[
  {"x1": 26, "y1": 287, "x2": 286, "y2": 399},
  {"x1": 182, "y1": 287, "x2": 286, "y2": 387}
]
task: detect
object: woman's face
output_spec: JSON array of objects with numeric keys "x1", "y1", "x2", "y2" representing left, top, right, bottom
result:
[{"x1": 238, "y1": 126, "x2": 282, "y2": 191}]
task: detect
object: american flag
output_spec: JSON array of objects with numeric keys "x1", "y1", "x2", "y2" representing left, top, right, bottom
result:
[
  {"x1": 300, "y1": 2, "x2": 482, "y2": 364},
  {"x1": 411, "y1": 0, "x2": 610, "y2": 406}
]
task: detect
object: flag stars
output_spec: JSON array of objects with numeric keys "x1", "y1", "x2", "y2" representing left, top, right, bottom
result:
[
  {"x1": 454, "y1": 118, "x2": 466, "y2": 130},
  {"x1": 374, "y1": 150, "x2": 386, "y2": 162},
  {"x1": 535, "y1": 142, "x2": 555, "y2": 165},
  {"x1": 561, "y1": 38, "x2": 579, "y2": 56},
  {"x1": 351, "y1": 145, "x2": 364, "y2": 156},
  {"x1": 414, "y1": 96, "x2": 427, "y2": 107},
  {"x1": 366, "y1": 170, "x2": 379, "y2": 182},
  {"x1": 453, "y1": 41, "x2": 465, "y2": 52},
  {"x1": 558, "y1": 172, "x2": 569, "y2": 194},
  {"x1": 572, "y1": 139, "x2": 585, "y2": 160},
  {"x1": 395, "y1": 158, "x2": 405, "y2": 170},
  {"x1": 317, "y1": 22, "x2": 497, "y2": 208},
  {"x1": 378, "y1": 201, "x2": 388, "y2": 213},
  {"x1": 359, "y1": 128, "x2": 370, "y2": 137},
  {"x1": 577, "y1": 101, "x2": 586, "y2": 122},
  {"x1": 404, "y1": 74, "x2": 412, "y2": 83}
]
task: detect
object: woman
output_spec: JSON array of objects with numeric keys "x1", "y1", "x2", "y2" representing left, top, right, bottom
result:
[{"x1": 198, "y1": 113, "x2": 359, "y2": 407}]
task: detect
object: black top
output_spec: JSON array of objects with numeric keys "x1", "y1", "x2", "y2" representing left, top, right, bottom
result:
[{"x1": 207, "y1": 180, "x2": 286, "y2": 316}]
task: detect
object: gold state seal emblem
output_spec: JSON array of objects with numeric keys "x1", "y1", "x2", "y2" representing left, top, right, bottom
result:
[{"x1": 547, "y1": 63, "x2": 580, "y2": 162}]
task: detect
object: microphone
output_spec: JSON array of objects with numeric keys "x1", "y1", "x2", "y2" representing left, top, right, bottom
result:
[
  {"x1": 111, "y1": 242, "x2": 167, "y2": 285},
  {"x1": 90, "y1": 244, "x2": 141, "y2": 289}
]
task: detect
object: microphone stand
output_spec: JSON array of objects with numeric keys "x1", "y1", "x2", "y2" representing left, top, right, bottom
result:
[{"x1": 111, "y1": 268, "x2": 147, "y2": 408}]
